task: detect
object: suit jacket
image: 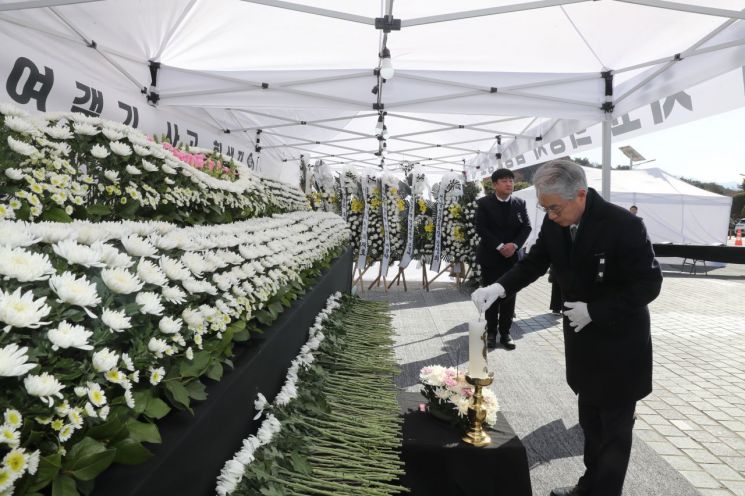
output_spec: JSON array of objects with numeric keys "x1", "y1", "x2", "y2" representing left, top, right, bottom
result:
[
  {"x1": 498, "y1": 188, "x2": 662, "y2": 405},
  {"x1": 475, "y1": 194, "x2": 532, "y2": 273}
]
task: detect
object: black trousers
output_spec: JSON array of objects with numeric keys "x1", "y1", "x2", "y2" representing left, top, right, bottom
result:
[
  {"x1": 481, "y1": 264, "x2": 515, "y2": 336},
  {"x1": 550, "y1": 281, "x2": 563, "y2": 313},
  {"x1": 577, "y1": 398, "x2": 636, "y2": 496}
]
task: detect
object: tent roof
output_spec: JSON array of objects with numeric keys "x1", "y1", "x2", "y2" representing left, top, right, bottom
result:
[{"x1": 3, "y1": 0, "x2": 745, "y2": 177}]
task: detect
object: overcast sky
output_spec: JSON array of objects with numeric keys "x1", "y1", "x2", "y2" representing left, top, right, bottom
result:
[{"x1": 577, "y1": 106, "x2": 745, "y2": 189}]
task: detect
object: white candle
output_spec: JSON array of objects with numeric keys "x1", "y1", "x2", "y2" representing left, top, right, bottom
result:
[{"x1": 468, "y1": 319, "x2": 489, "y2": 379}]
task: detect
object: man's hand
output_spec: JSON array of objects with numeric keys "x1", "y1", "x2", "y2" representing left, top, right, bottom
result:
[
  {"x1": 499, "y1": 243, "x2": 517, "y2": 258},
  {"x1": 564, "y1": 301, "x2": 591, "y2": 332},
  {"x1": 471, "y1": 283, "x2": 506, "y2": 313}
]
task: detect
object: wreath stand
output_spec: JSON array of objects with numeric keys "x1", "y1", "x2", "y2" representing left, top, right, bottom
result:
[
  {"x1": 367, "y1": 261, "x2": 388, "y2": 292},
  {"x1": 426, "y1": 261, "x2": 467, "y2": 288},
  {"x1": 352, "y1": 257, "x2": 373, "y2": 293},
  {"x1": 387, "y1": 265, "x2": 407, "y2": 291}
]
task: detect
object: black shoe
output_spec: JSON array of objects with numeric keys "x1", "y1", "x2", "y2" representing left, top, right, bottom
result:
[
  {"x1": 550, "y1": 486, "x2": 587, "y2": 496},
  {"x1": 486, "y1": 335, "x2": 498, "y2": 349},
  {"x1": 500, "y1": 334, "x2": 516, "y2": 350}
]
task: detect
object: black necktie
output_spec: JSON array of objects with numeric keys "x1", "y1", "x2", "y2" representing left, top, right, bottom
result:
[{"x1": 570, "y1": 225, "x2": 578, "y2": 243}]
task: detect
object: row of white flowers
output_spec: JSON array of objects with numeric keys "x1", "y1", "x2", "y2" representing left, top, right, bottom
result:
[
  {"x1": 0, "y1": 102, "x2": 308, "y2": 224},
  {"x1": 0, "y1": 211, "x2": 348, "y2": 495},
  {"x1": 215, "y1": 292, "x2": 343, "y2": 496}
]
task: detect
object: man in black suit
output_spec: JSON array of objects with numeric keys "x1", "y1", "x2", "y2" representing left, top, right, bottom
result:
[
  {"x1": 475, "y1": 168, "x2": 532, "y2": 350},
  {"x1": 473, "y1": 160, "x2": 662, "y2": 496}
]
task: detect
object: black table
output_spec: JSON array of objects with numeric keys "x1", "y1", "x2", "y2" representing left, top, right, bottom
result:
[{"x1": 399, "y1": 392, "x2": 532, "y2": 496}]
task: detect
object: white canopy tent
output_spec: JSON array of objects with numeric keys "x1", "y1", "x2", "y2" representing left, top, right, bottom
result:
[
  {"x1": 2, "y1": 0, "x2": 745, "y2": 187},
  {"x1": 514, "y1": 166, "x2": 733, "y2": 246}
]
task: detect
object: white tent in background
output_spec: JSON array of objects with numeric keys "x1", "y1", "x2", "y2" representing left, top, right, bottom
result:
[
  {"x1": 513, "y1": 167, "x2": 733, "y2": 246},
  {"x1": 3, "y1": 1, "x2": 745, "y2": 186}
]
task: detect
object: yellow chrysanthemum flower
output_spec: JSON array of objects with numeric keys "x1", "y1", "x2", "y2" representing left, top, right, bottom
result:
[
  {"x1": 424, "y1": 221, "x2": 434, "y2": 233},
  {"x1": 351, "y1": 199, "x2": 364, "y2": 213},
  {"x1": 418, "y1": 198, "x2": 427, "y2": 214},
  {"x1": 396, "y1": 199, "x2": 406, "y2": 212}
]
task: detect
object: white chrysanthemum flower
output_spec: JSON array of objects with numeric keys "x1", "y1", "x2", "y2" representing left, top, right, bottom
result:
[
  {"x1": 4, "y1": 167, "x2": 25, "y2": 181},
  {"x1": 52, "y1": 239, "x2": 104, "y2": 268},
  {"x1": 149, "y1": 366, "x2": 165, "y2": 386},
  {"x1": 102, "y1": 127, "x2": 124, "y2": 141},
  {"x1": 101, "y1": 267, "x2": 143, "y2": 295},
  {"x1": 3, "y1": 447, "x2": 28, "y2": 478},
  {"x1": 3, "y1": 409, "x2": 22, "y2": 429},
  {"x1": 181, "y1": 308, "x2": 204, "y2": 329},
  {"x1": 101, "y1": 308, "x2": 131, "y2": 333},
  {"x1": 26, "y1": 449, "x2": 40, "y2": 475},
  {"x1": 74, "y1": 122, "x2": 99, "y2": 136},
  {"x1": 92, "y1": 348, "x2": 119, "y2": 373},
  {"x1": 7, "y1": 135, "x2": 39, "y2": 156},
  {"x1": 24, "y1": 372, "x2": 65, "y2": 407},
  {"x1": 125, "y1": 165, "x2": 141, "y2": 175},
  {"x1": 158, "y1": 316, "x2": 182, "y2": 335},
  {"x1": 185, "y1": 347, "x2": 194, "y2": 360},
  {"x1": 147, "y1": 337, "x2": 169, "y2": 357},
  {"x1": 89, "y1": 144, "x2": 110, "y2": 160},
  {"x1": 110, "y1": 141, "x2": 132, "y2": 156},
  {"x1": 132, "y1": 144, "x2": 150, "y2": 157},
  {"x1": 0, "y1": 246, "x2": 55, "y2": 282},
  {"x1": 49, "y1": 272, "x2": 101, "y2": 315},
  {"x1": 159, "y1": 256, "x2": 190, "y2": 281},
  {"x1": 137, "y1": 259, "x2": 167, "y2": 286},
  {"x1": 45, "y1": 125, "x2": 73, "y2": 140},
  {"x1": 136, "y1": 292, "x2": 164, "y2": 315},
  {"x1": 181, "y1": 252, "x2": 207, "y2": 278},
  {"x1": 0, "y1": 424, "x2": 20, "y2": 448},
  {"x1": 4, "y1": 115, "x2": 36, "y2": 134},
  {"x1": 104, "y1": 369, "x2": 127, "y2": 385},
  {"x1": 0, "y1": 344, "x2": 36, "y2": 377},
  {"x1": 93, "y1": 242, "x2": 134, "y2": 269},
  {"x1": 47, "y1": 321, "x2": 93, "y2": 351},
  {"x1": 162, "y1": 164, "x2": 177, "y2": 175},
  {"x1": 59, "y1": 424, "x2": 74, "y2": 442},
  {"x1": 161, "y1": 285, "x2": 186, "y2": 304},
  {"x1": 0, "y1": 288, "x2": 51, "y2": 333},
  {"x1": 124, "y1": 389, "x2": 135, "y2": 409},
  {"x1": 104, "y1": 169, "x2": 119, "y2": 182},
  {"x1": 87, "y1": 383, "x2": 107, "y2": 407},
  {"x1": 122, "y1": 235, "x2": 157, "y2": 258},
  {"x1": 141, "y1": 159, "x2": 158, "y2": 172}
]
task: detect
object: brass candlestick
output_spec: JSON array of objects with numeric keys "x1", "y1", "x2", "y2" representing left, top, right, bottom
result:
[{"x1": 462, "y1": 373, "x2": 494, "y2": 447}]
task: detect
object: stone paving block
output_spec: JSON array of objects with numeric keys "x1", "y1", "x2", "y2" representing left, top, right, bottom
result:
[
  {"x1": 721, "y1": 456, "x2": 745, "y2": 472},
  {"x1": 698, "y1": 489, "x2": 736, "y2": 496},
  {"x1": 653, "y1": 423, "x2": 686, "y2": 437},
  {"x1": 646, "y1": 440, "x2": 684, "y2": 456},
  {"x1": 679, "y1": 470, "x2": 723, "y2": 489},
  {"x1": 670, "y1": 419, "x2": 697, "y2": 431},
  {"x1": 682, "y1": 448, "x2": 722, "y2": 464},
  {"x1": 700, "y1": 463, "x2": 745, "y2": 481},
  {"x1": 703, "y1": 441, "x2": 741, "y2": 457},
  {"x1": 670, "y1": 436, "x2": 703, "y2": 449},
  {"x1": 722, "y1": 480, "x2": 745, "y2": 496},
  {"x1": 663, "y1": 454, "x2": 704, "y2": 471}
]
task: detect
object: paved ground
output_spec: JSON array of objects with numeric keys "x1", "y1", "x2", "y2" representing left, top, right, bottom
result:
[{"x1": 360, "y1": 262, "x2": 745, "y2": 495}]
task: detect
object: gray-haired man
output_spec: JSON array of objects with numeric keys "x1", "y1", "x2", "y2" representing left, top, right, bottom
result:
[{"x1": 472, "y1": 159, "x2": 662, "y2": 496}]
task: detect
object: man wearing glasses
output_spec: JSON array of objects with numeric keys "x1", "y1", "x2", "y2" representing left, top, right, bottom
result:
[
  {"x1": 475, "y1": 168, "x2": 532, "y2": 350},
  {"x1": 472, "y1": 159, "x2": 662, "y2": 496}
]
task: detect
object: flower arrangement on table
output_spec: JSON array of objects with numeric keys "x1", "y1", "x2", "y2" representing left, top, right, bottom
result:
[
  {"x1": 0, "y1": 211, "x2": 348, "y2": 495},
  {"x1": 419, "y1": 365, "x2": 499, "y2": 429},
  {"x1": 0, "y1": 102, "x2": 306, "y2": 226}
]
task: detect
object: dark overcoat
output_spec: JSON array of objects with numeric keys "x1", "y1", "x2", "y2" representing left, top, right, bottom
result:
[
  {"x1": 475, "y1": 194, "x2": 531, "y2": 273},
  {"x1": 498, "y1": 188, "x2": 663, "y2": 405}
]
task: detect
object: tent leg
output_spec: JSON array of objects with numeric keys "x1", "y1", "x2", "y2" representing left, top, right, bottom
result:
[{"x1": 601, "y1": 118, "x2": 612, "y2": 200}]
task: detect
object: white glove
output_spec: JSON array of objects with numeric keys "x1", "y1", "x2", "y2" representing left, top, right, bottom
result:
[
  {"x1": 471, "y1": 283, "x2": 506, "y2": 313},
  {"x1": 564, "y1": 301, "x2": 591, "y2": 332}
]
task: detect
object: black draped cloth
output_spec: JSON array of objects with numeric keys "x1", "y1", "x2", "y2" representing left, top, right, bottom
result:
[{"x1": 398, "y1": 392, "x2": 532, "y2": 496}]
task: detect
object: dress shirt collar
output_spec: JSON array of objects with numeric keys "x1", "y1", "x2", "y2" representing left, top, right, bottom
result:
[{"x1": 494, "y1": 193, "x2": 511, "y2": 202}]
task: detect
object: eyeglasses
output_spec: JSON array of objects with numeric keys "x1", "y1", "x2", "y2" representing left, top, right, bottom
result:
[{"x1": 538, "y1": 203, "x2": 565, "y2": 216}]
